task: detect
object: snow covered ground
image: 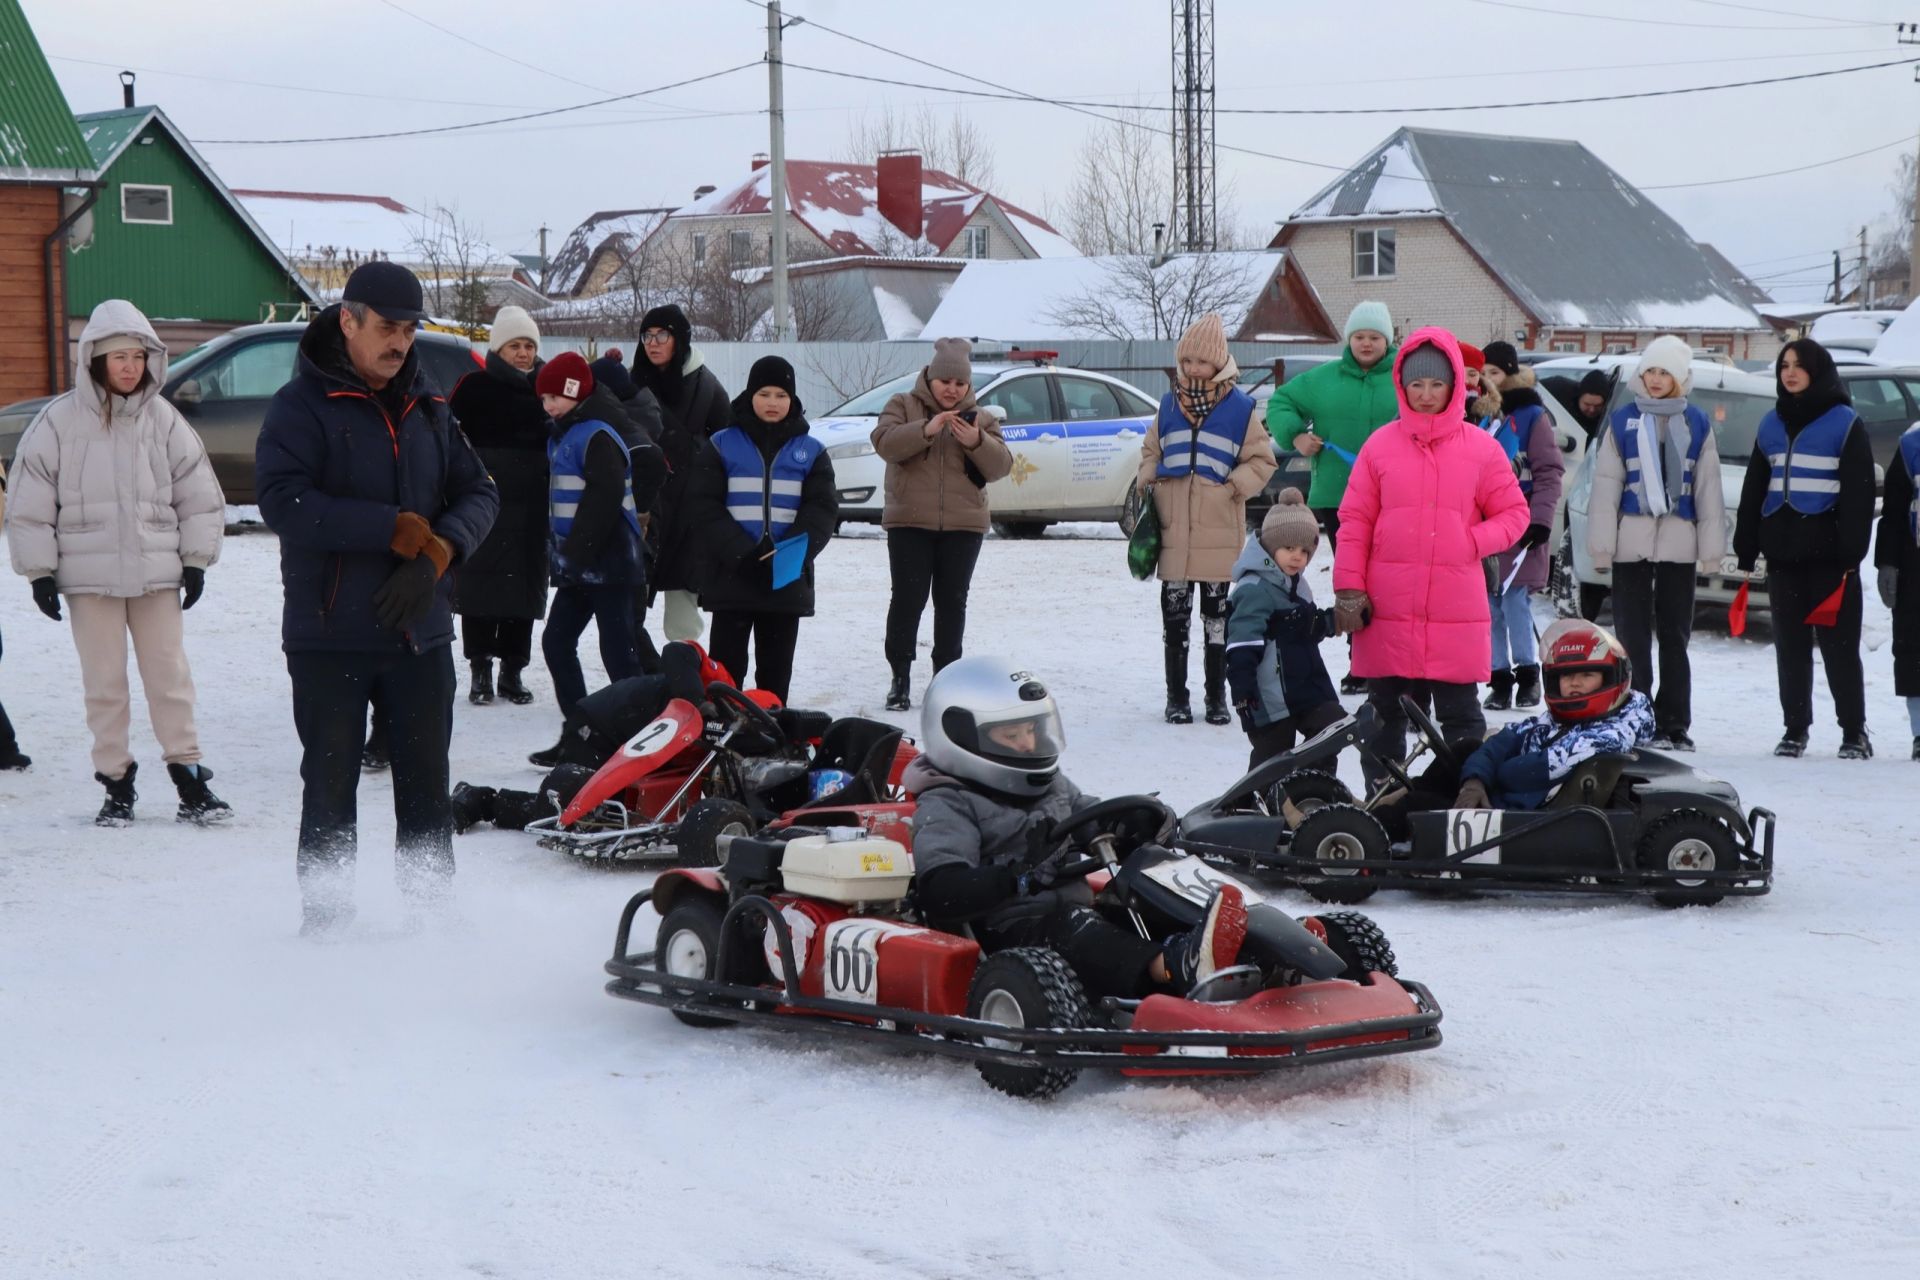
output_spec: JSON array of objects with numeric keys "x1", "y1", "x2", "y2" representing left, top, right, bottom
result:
[{"x1": 3, "y1": 528, "x2": 1917, "y2": 1279}]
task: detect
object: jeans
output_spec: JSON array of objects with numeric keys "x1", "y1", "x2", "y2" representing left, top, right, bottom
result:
[
  {"x1": 709, "y1": 610, "x2": 802, "y2": 705},
  {"x1": 884, "y1": 527, "x2": 985, "y2": 676},
  {"x1": 1488, "y1": 585, "x2": 1538, "y2": 669},
  {"x1": 1766, "y1": 565, "x2": 1866, "y2": 734},
  {"x1": 287, "y1": 646, "x2": 456, "y2": 908},
  {"x1": 461, "y1": 616, "x2": 534, "y2": 665},
  {"x1": 543, "y1": 583, "x2": 643, "y2": 720},
  {"x1": 1609, "y1": 561, "x2": 1695, "y2": 734},
  {"x1": 1363, "y1": 677, "x2": 1486, "y2": 786}
]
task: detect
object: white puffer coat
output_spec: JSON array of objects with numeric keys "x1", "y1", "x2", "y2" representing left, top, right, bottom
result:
[{"x1": 5, "y1": 300, "x2": 224, "y2": 596}]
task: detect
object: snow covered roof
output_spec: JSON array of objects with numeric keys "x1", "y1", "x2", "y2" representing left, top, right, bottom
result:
[
  {"x1": 1284, "y1": 128, "x2": 1769, "y2": 333},
  {"x1": 233, "y1": 189, "x2": 514, "y2": 270},
  {"x1": 675, "y1": 160, "x2": 1076, "y2": 259},
  {"x1": 920, "y1": 252, "x2": 1292, "y2": 342},
  {"x1": 546, "y1": 207, "x2": 675, "y2": 296},
  {"x1": 1869, "y1": 299, "x2": 1920, "y2": 365}
]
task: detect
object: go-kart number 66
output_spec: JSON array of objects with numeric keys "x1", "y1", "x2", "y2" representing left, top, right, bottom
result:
[
  {"x1": 823, "y1": 919, "x2": 912, "y2": 1004},
  {"x1": 1446, "y1": 809, "x2": 1503, "y2": 862}
]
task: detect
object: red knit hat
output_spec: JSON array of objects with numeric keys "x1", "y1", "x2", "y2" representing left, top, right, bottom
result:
[
  {"x1": 536, "y1": 352, "x2": 594, "y2": 401},
  {"x1": 1458, "y1": 343, "x2": 1486, "y2": 371}
]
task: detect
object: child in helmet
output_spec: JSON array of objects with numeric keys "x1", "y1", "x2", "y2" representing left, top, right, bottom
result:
[
  {"x1": 906, "y1": 656, "x2": 1249, "y2": 1001},
  {"x1": 1451, "y1": 619, "x2": 1654, "y2": 811}
]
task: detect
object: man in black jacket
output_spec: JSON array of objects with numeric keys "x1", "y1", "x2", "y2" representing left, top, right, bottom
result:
[{"x1": 255, "y1": 262, "x2": 499, "y2": 936}]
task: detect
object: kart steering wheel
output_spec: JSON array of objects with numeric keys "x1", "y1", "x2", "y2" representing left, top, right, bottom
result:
[
  {"x1": 1055, "y1": 795, "x2": 1176, "y2": 859},
  {"x1": 1400, "y1": 694, "x2": 1460, "y2": 772},
  {"x1": 708, "y1": 681, "x2": 783, "y2": 740}
]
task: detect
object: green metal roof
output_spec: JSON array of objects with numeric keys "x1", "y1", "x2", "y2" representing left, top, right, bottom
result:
[
  {"x1": 0, "y1": 0, "x2": 94, "y2": 182},
  {"x1": 76, "y1": 106, "x2": 151, "y2": 168}
]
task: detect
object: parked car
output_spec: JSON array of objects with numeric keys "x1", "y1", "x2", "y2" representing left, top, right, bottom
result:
[
  {"x1": 1833, "y1": 364, "x2": 1920, "y2": 473},
  {"x1": 811, "y1": 355, "x2": 1160, "y2": 537},
  {"x1": 0, "y1": 322, "x2": 484, "y2": 505}
]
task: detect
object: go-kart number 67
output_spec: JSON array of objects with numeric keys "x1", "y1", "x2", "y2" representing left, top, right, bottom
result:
[
  {"x1": 1445, "y1": 809, "x2": 1503, "y2": 862},
  {"x1": 620, "y1": 716, "x2": 680, "y2": 760}
]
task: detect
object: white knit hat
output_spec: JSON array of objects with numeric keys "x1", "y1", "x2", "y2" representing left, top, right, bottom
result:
[
  {"x1": 1634, "y1": 335, "x2": 1693, "y2": 394},
  {"x1": 1344, "y1": 300, "x2": 1392, "y2": 343},
  {"x1": 489, "y1": 305, "x2": 540, "y2": 352}
]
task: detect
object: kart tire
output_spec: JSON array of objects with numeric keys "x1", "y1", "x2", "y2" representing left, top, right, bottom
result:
[
  {"x1": 1290, "y1": 804, "x2": 1386, "y2": 905},
  {"x1": 677, "y1": 797, "x2": 755, "y2": 869},
  {"x1": 1268, "y1": 768, "x2": 1353, "y2": 819},
  {"x1": 655, "y1": 897, "x2": 742, "y2": 1028},
  {"x1": 1309, "y1": 910, "x2": 1399, "y2": 981},
  {"x1": 1636, "y1": 809, "x2": 1736, "y2": 908},
  {"x1": 965, "y1": 947, "x2": 1093, "y2": 1100}
]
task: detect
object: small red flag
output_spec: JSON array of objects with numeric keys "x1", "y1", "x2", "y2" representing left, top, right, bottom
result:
[
  {"x1": 1729, "y1": 581, "x2": 1749, "y2": 637},
  {"x1": 1805, "y1": 573, "x2": 1849, "y2": 628}
]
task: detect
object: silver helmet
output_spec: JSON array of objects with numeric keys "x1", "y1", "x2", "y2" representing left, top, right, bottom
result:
[{"x1": 920, "y1": 656, "x2": 1065, "y2": 798}]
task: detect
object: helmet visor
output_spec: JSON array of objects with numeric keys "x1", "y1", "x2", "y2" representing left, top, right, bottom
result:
[{"x1": 972, "y1": 708, "x2": 1066, "y2": 764}]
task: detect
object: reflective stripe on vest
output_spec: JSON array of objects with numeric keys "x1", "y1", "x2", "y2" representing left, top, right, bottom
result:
[
  {"x1": 1757, "y1": 406, "x2": 1857, "y2": 517},
  {"x1": 1154, "y1": 387, "x2": 1255, "y2": 484},
  {"x1": 1900, "y1": 425, "x2": 1920, "y2": 545},
  {"x1": 1610, "y1": 406, "x2": 1710, "y2": 521},
  {"x1": 712, "y1": 425, "x2": 823, "y2": 541},
  {"x1": 548, "y1": 419, "x2": 642, "y2": 541}
]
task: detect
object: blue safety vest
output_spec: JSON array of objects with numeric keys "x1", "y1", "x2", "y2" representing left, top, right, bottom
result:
[
  {"x1": 1609, "y1": 405, "x2": 1711, "y2": 520},
  {"x1": 1900, "y1": 424, "x2": 1920, "y2": 545},
  {"x1": 1154, "y1": 387, "x2": 1255, "y2": 484},
  {"x1": 712, "y1": 425, "x2": 823, "y2": 541},
  {"x1": 1757, "y1": 405, "x2": 1857, "y2": 517},
  {"x1": 548, "y1": 418, "x2": 643, "y2": 543},
  {"x1": 1482, "y1": 412, "x2": 1535, "y2": 496}
]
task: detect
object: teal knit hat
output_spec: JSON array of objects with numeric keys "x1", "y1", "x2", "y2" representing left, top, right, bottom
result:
[{"x1": 1344, "y1": 300, "x2": 1392, "y2": 343}]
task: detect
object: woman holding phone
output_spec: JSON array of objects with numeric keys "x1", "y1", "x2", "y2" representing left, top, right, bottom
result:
[{"x1": 871, "y1": 337, "x2": 1013, "y2": 711}]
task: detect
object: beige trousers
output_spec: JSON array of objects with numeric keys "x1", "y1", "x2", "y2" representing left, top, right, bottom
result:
[
  {"x1": 661, "y1": 589, "x2": 705, "y2": 643},
  {"x1": 66, "y1": 591, "x2": 201, "y2": 778}
]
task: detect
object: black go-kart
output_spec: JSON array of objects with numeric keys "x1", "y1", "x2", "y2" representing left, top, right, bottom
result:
[{"x1": 1179, "y1": 699, "x2": 1774, "y2": 908}]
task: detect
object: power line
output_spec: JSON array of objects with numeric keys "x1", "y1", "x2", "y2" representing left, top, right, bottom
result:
[
  {"x1": 1466, "y1": 0, "x2": 1885, "y2": 30},
  {"x1": 1265, "y1": 43, "x2": 1892, "y2": 91},
  {"x1": 1642, "y1": 133, "x2": 1916, "y2": 190},
  {"x1": 376, "y1": 0, "x2": 615, "y2": 96},
  {"x1": 1680, "y1": 0, "x2": 1885, "y2": 25}
]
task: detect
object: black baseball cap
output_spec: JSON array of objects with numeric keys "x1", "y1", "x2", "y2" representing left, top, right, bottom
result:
[{"x1": 342, "y1": 260, "x2": 426, "y2": 323}]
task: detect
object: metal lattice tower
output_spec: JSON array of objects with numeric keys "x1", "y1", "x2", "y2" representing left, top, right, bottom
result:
[{"x1": 1171, "y1": 0, "x2": 1216, "y2": 253}]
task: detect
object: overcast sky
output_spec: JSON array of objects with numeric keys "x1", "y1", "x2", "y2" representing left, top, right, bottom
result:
[{"x1": 30, "y1": 0, "x2": 1918, "y2": 302}]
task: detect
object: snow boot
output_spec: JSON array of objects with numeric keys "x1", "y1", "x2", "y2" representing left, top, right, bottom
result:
[
  {"x1": 0, "y1": 702, "x2": 25, "y2": 769},
  {"x1": 450, "y1": 782, "x2": 497, "y2": 834},
  {"x1": 94, "y1": 763, "x2": 137, "y2": 828},
  {"x1": 469, "y1": 659, "x2": 495, "y2": 706},
  {"x1": 885, "y1": 673, "x2": 912, "y2": 712},
  {"x1": 1202, "y1": 644, "x2": 1231, "y2": 725},
  {"x1": 1340, "y1": 673, "x2": 1367, "y2": 696},
  {"x1": 361, "y1": 730, "x2": 390, "y2": 772},
  {"x1": 1483, "y1": 669, "x2": 1514, "y2": 711},
  {"x1": 1839, "y1": 729, "x2": 1873, "y2": 760},
  {"x1": 528, "y1": 736, "x2": 567, "y2": 768},
  {"x1": 1513, "y1": 664, "x2": 1542, "y2": 709},
  {"x1": 1164, "y1": 638, "x2": 1192, "y2": 725},
  {"x1": 1911, "y1": 735, "x2": 1920, "y2": 761},
  {"x1": 1162, "y1": 885, "x2": 1249, "y2": 993},
  {"x1": 1773, "y1": 730, "x2": 1808, "y2": 758},
  {"x1": 497, "y1": 664, "x2": 534, "y2": 705},
  {"x1": 1655, "y1": 730, "x2": 1695, "y2": 752},
  {"x1": 167, "y1": 763, "x2": 233, "y2": 826}
]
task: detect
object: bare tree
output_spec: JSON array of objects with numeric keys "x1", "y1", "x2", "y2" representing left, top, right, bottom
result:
[
  {"x1": 1868, "y1": 148, "x2": 1916, "y2": 292},
  {"x1": 1059, "y1": 107, "x2": 1173, "y2": 256},
  {"x1": 1044, "y1": 253, "x2": 1265, "y2": 341},
  {"x1": 407, "y1": 205, "x2": 494, "y2": 335},
  {"x1": 842, "y1": 106, "x2": 998, "y2": 189},
  {"x1": 801, "y1": 343, "x2": 925, "y2": 406}
]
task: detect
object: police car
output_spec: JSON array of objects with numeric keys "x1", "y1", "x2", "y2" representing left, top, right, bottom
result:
[{"x1": 810, "y1": 353, "x2": 1160, "y2": 537}]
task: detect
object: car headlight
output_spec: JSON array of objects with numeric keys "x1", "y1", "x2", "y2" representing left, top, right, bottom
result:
[{"x1": 826, "y1": 440, "x2": 875, "y2": 461}]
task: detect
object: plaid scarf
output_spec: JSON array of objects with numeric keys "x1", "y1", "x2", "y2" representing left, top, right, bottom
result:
[{"x1": 1177, "y1": 374, "x2": 1233, "y2": 424}]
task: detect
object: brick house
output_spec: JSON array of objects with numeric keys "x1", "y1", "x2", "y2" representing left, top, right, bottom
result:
[{"x1": 1272, "y1": 127, "x2": 1775, "y2": 360}]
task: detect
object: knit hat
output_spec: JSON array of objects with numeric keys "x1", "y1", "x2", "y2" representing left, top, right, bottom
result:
[
  {"x1": 746, "y1": 355, "x2": 797, "y2": 399},
  {"x1": 1482, "y1": 341, "x2": 1521, "y2": 376},
  {"x1": 1343, "y1": 300, "x2": 1392, "y2": 343},
  {"x1": 1400, "y1": 343, "x2": 1455, "y2": 387},
  {"x1": 1635, "y1": 335, "x2": 1693, "y2": 394},
  {"x1": 1175, "y1": 313, "x2": 1231, "y2": 373},
  {"x1": 1259, "y1": 489, "x2": 1320, "y2": 558},
  {"x1": 535, "y1": 352, "x2": 593, "y2": 401},
  {"x1": 1578, "y1": 369, "x2": 1611, "y2": 400},
  {"x1": 92, "y1": 333, "x2": 147, "y2": 357},
  {"x1": 1457, "y1": 342, "x2": 1485, "y2": 371},
  {"x1": 489, "y1": 305, "x2": 540, "y2": 352},
  {"x1": 928, "y1": 336, "x2": 973, "y2": 383},
  {"x1": 604, "y1": 347, "x2": 623, "y2": 362}
]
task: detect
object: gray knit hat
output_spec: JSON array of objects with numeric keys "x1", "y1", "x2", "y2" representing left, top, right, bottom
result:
[
  {"x1": 1259, "y1": 489, "x2": 1320, "y2": 558},
  {"x1": 1400, "y1": 342, "x2": 1455, "y2": 388},
  {"x1": 928, "y1": 336, "x2": 972, "y2": 383}
]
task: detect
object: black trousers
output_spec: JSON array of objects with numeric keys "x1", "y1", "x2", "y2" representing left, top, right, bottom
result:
[
  {"x1": 288, "y1": 646, "x2": 456, "y2": 905},
  {"x1": 1364, "y1": 677, "x2": 1485, "y2": 786},
  {"x1": 543, "y1": 583, "x2": 643, "y2": 720},
  {"x1": 709, "y1": 610, "x2": 801, "y2": 705},
  {"x1": 1313, "y1": 507, "x2": 1341, "y2": 551},
  {"x1": 0, "y1": 622, "x2": 16, "y2": 752},
  {"x1": 980, "y1": 902, "x2": 1162, "y2": 1004},
  {"x1": 1609, "y1": 561, "x2": 1695, "y2": 734},
  {"x1": 1245, "y1": 700, "x2": 1349, "y2": 771},
  {"x1": 1767, "y1": 564, "x2": 1866, "y2": 734},
  {"x1": 884, "y1": 528, "x2": 984, "y2": 676},
  {"x1": 461, "y1": 616, "x2": 534, "y2": 665}
]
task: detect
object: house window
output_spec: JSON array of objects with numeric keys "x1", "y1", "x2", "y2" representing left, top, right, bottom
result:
[
  {"x1": 1603, "y1": 341, "x2": 1635, "y2": 355},
  {"x1": 1352, "y1": 228, "x2": 1395, "y2": 279},
  {"x1": 728, "y1": 230, "x2": 754, "y2": 267},
  {"x1": 962, "y1": 226, "x2": 991, "y2": 259},
  {"x1": 120, "y1": 184, "x2": 173, "y2": 226},
  {"x1": 693, "y1": 233, "x2": 708, "y2": 263},
  {"x1": 1552, "y1": 340, "x2": 1581, "y2": 353}
]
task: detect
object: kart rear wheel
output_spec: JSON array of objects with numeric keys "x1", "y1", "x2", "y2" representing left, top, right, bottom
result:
[
  {"x1": 1637, "y1": 809, "x2": 1736, "y2": 908},
  {"x1": 1309, "y1": 910, "x2": 1399, "y2": 980},
  {"x1": 965, "y1": 947, "x2": 1092, "y2": 1100},
  {"x1": 1290, "y1": 805, "x2": 1386, "y2": 905},
  {"x1": 1267, "y1": 768, "x2": 1353, "y2": 819},
  {"x1": 677, "y1": 797, "x2": 754, "y2": 868},
  {"x1": 656, "y1": 897, "x2": 742, "y2": 1029}
]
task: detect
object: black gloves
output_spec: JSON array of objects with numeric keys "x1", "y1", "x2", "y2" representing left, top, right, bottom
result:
[
  {"x1": 1234, "y1": 699, "x2": 1258, "y2": 733},
  {"x1": 31, "y1": 577, "x2": 60, "y2": 621},
  {"x1": 372, "y1": 557, "x2": 438, "y2": 631},
  {"x1": 1520, "y1": 523, "x2": 1552, "y2": 550},
  {"x1": 181, "y1": 567, "x2": 205, "y2": 610}
]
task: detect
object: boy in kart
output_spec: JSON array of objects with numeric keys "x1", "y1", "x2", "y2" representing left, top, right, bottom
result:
[{"x1": 906, "y1": 656, "x2": 1249, "y2": 1001}]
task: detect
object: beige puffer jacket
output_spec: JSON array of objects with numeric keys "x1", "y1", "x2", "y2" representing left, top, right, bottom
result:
[
  {"x1": 871, "y1": 371, "x2": 1014, "y2": 534},
  {"x1": 1136, "y1": 368, "x2": 1278, "y2": 583},
  {"x1": 5, "y1": 300, "x2": 225, "y2": 596},
  {"x1": 1587, "y1": 414, "x2": 1726, "y2": 571}
]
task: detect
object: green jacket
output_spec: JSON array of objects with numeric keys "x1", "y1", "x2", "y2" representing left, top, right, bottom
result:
[{"x1": 1263, "y1": 344, "x2": 1400, "y2": 508}]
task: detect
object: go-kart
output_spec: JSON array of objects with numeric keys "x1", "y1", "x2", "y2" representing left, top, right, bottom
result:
[
  {"x1": 604, "y1": 796, "x2": 1443, "y2": 1100},
  {"x1": 526, "y1": 682, "x2": 917, "y2": 865},
  {"x1": 1179, "y1": 698, "x2": 1775, "y2": 908}
]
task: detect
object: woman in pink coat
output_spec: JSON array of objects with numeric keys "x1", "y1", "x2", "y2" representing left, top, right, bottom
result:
[{"x1": 1333, "y1": 327, "x2": 1529, "y2": 773}]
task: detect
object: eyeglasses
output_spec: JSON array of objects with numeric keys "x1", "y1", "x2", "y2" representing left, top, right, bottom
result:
[{"x1": 640, "y1": 330, "x2": 674, "y2": 345}]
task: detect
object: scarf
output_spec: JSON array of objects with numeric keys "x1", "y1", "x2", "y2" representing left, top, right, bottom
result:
[
  {"x1": 1631, "y1": 394, "x2": 1690, "y2": 518},
  {"x1": 1773, "y1": 337, "x2": 1851, "y2": 432},
  {"x1": 1177, "y1": 356, "x2": 1239, "y2": 424}
]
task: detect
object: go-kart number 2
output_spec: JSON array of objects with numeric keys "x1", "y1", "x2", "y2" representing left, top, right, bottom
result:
[
  {"x1": 621, "y1": 716, "x2": 679, "y2": 760},
  {"x1": 1444, "y1": 809, "x2": 1503, "y2": 863},
  {"x1": 821, "y1": 919, "x2": 912, "y2": 1005}
]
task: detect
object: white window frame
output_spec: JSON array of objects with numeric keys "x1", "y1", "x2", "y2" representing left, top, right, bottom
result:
[
  {"x1": 1352, "y1": 227, "x2": 1396, "y2": 279},
  {"x1": 963, "y1": 226, "x2": 990, "y2": 259},
  {"x1": 120, "y1": 183, "x2": 173, "y2": 226},
  {"x1": 728, "y1": 230, "x2": 754, "y2": 267},
  {"x1": 692, "y1": 232, "x2": 708, "y2": 263},
  {"x1": 1604, "y1": 341, "x2": 1635, "y2": 355},
  {"x1": 1551, "y1": 340, "x2": 1580, "y2": 353}
]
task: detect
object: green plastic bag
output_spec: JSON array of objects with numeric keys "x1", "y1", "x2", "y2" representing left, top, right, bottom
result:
[{"x1": 1127, "y1": 486, "x2": 1161, "y2": 581}]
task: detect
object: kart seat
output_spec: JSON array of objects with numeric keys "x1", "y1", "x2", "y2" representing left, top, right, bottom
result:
[
  {"x1": 1544, "y1": 753, "x2": 1630, "y2": 810},
  {"x1": 811, "y1": 717, "x2": 904, "y2": 807}
]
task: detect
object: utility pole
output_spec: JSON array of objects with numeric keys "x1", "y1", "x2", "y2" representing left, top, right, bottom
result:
[
  {"x1": 1902, "y1": 26, "x2": 1920, "y2": 304},
  {"x1": 1831, "y1": 248, "x2": 1843, "y2": 305},
  {"x1": 1170, "y1": 0, "x2": 1217, "y2": 253},
  {"x1": 767, "y1": 2, "x2": 804, "y2": 341},
  {"x1": 537, "y1": 224, "x2": 549, "y2": 294},
  {"x1": 1861, "y1": 224, "x2": 1871, "y2": 306}
]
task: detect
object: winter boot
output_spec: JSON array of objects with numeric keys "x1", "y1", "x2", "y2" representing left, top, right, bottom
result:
[
  {"x1": 1839, "y1": 729, "x2": 1873, "y2": 760},
  {"x1": 469, "y1": 659, "x2": 495, "y2": 706},
  {"x1": 0, "y1": 703, "x2": 26, "y2": 769},
  {"x1": 362, "y1": 730, "x2": 390, "y2": 772},
  {"x1": 1161, "y1": 885, "x2": 1249, "y2": 994},
  {"x1": 1482, "y1": 669, "x2": 1514, "y2": 711},
  {"x1": 1773, "y1": 730, "x2": 1808, "y2": 758},
  {"x1": 1164, "y1": 639, "x2": 1192, "y2": 725},
  {"x1": 450, "y1": 782, "x2": 497, "y2": 834},
  {"x1": 1660, "y1": 730, "x2": 1696, "y2": 752},
  {"x1": 885, "y1": 672, "x2": 912, "y2": 713},
  {"x1": 1911, "y1": 736, "x2": 1920, "y2": 761},
  {"x1": 1513, "y1": 664, "x2": 1542, "y2": 709},
  {"x1": 94, "y1": 763, "x2": 138, "y2": 828},
  {"x1": 497, "y1": 664, "x2": 535, "y2": 705},
  {"x1": 1202, "y1": 644, "x2": 1231, "y2": 725},
  {"x1": 1340, "y1": 673, "x2": 1368, "y2": 696},
  {"x1": 528, "y1": 736, "x2": 568, "y2": 769},
  {"x1": 167, "y1": 763, "x2": 233, "y2": 826}
]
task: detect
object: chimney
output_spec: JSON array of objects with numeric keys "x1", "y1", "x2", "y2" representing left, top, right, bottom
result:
[
  {"x1": 119, "y1": 70, "x2": 136, "y2": 109},
  {"x1": 751, "y1": 153, "x2": 770, "y2": 171},
  {"x1": 693, "y1": 184, "x2": 716, "y2": 200},
  {"x1": 877, "y1": 150, "x2": 923, "y2": 243}
]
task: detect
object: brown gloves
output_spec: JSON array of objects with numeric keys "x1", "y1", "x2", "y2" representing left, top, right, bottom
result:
[
  {"x1": 390, "y1": 511, "x2": 454, "y2": 579},
  {"x1": 1333, "y1": 589, "x2": 1372, "y2": 635},
  {"x1": 1453, "y1": 778, "x2": 1491, "y2": 810}
]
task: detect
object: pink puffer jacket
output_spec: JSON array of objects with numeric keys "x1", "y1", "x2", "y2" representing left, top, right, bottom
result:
[{"x1": 1333, "y1": 328, "x2": 1529, "y2": 684}]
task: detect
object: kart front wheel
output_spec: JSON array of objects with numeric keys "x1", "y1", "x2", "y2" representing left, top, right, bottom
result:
[
  {"x1": 1267, "y1": 769, "x2": 1353, "y2": 819},
  {"x1": 1291, "y1": 804, "x2": 1387, "y2": 905},
  {"x1": 965, "y1": 948, "x2": 1093, "y2": 1100},
  {"x1": 1637, "y1": 809, "x2": 1736, "y2": 908},
  {"x1": 656, "y1": 897, "x2": 742, "y2": 1029},
  {"x1": 677, "y1": 797, "x2": 754, "y2": 868},
  {"x1": 1308, "y1": 910, "x2": 1399, "y2": 980}
]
